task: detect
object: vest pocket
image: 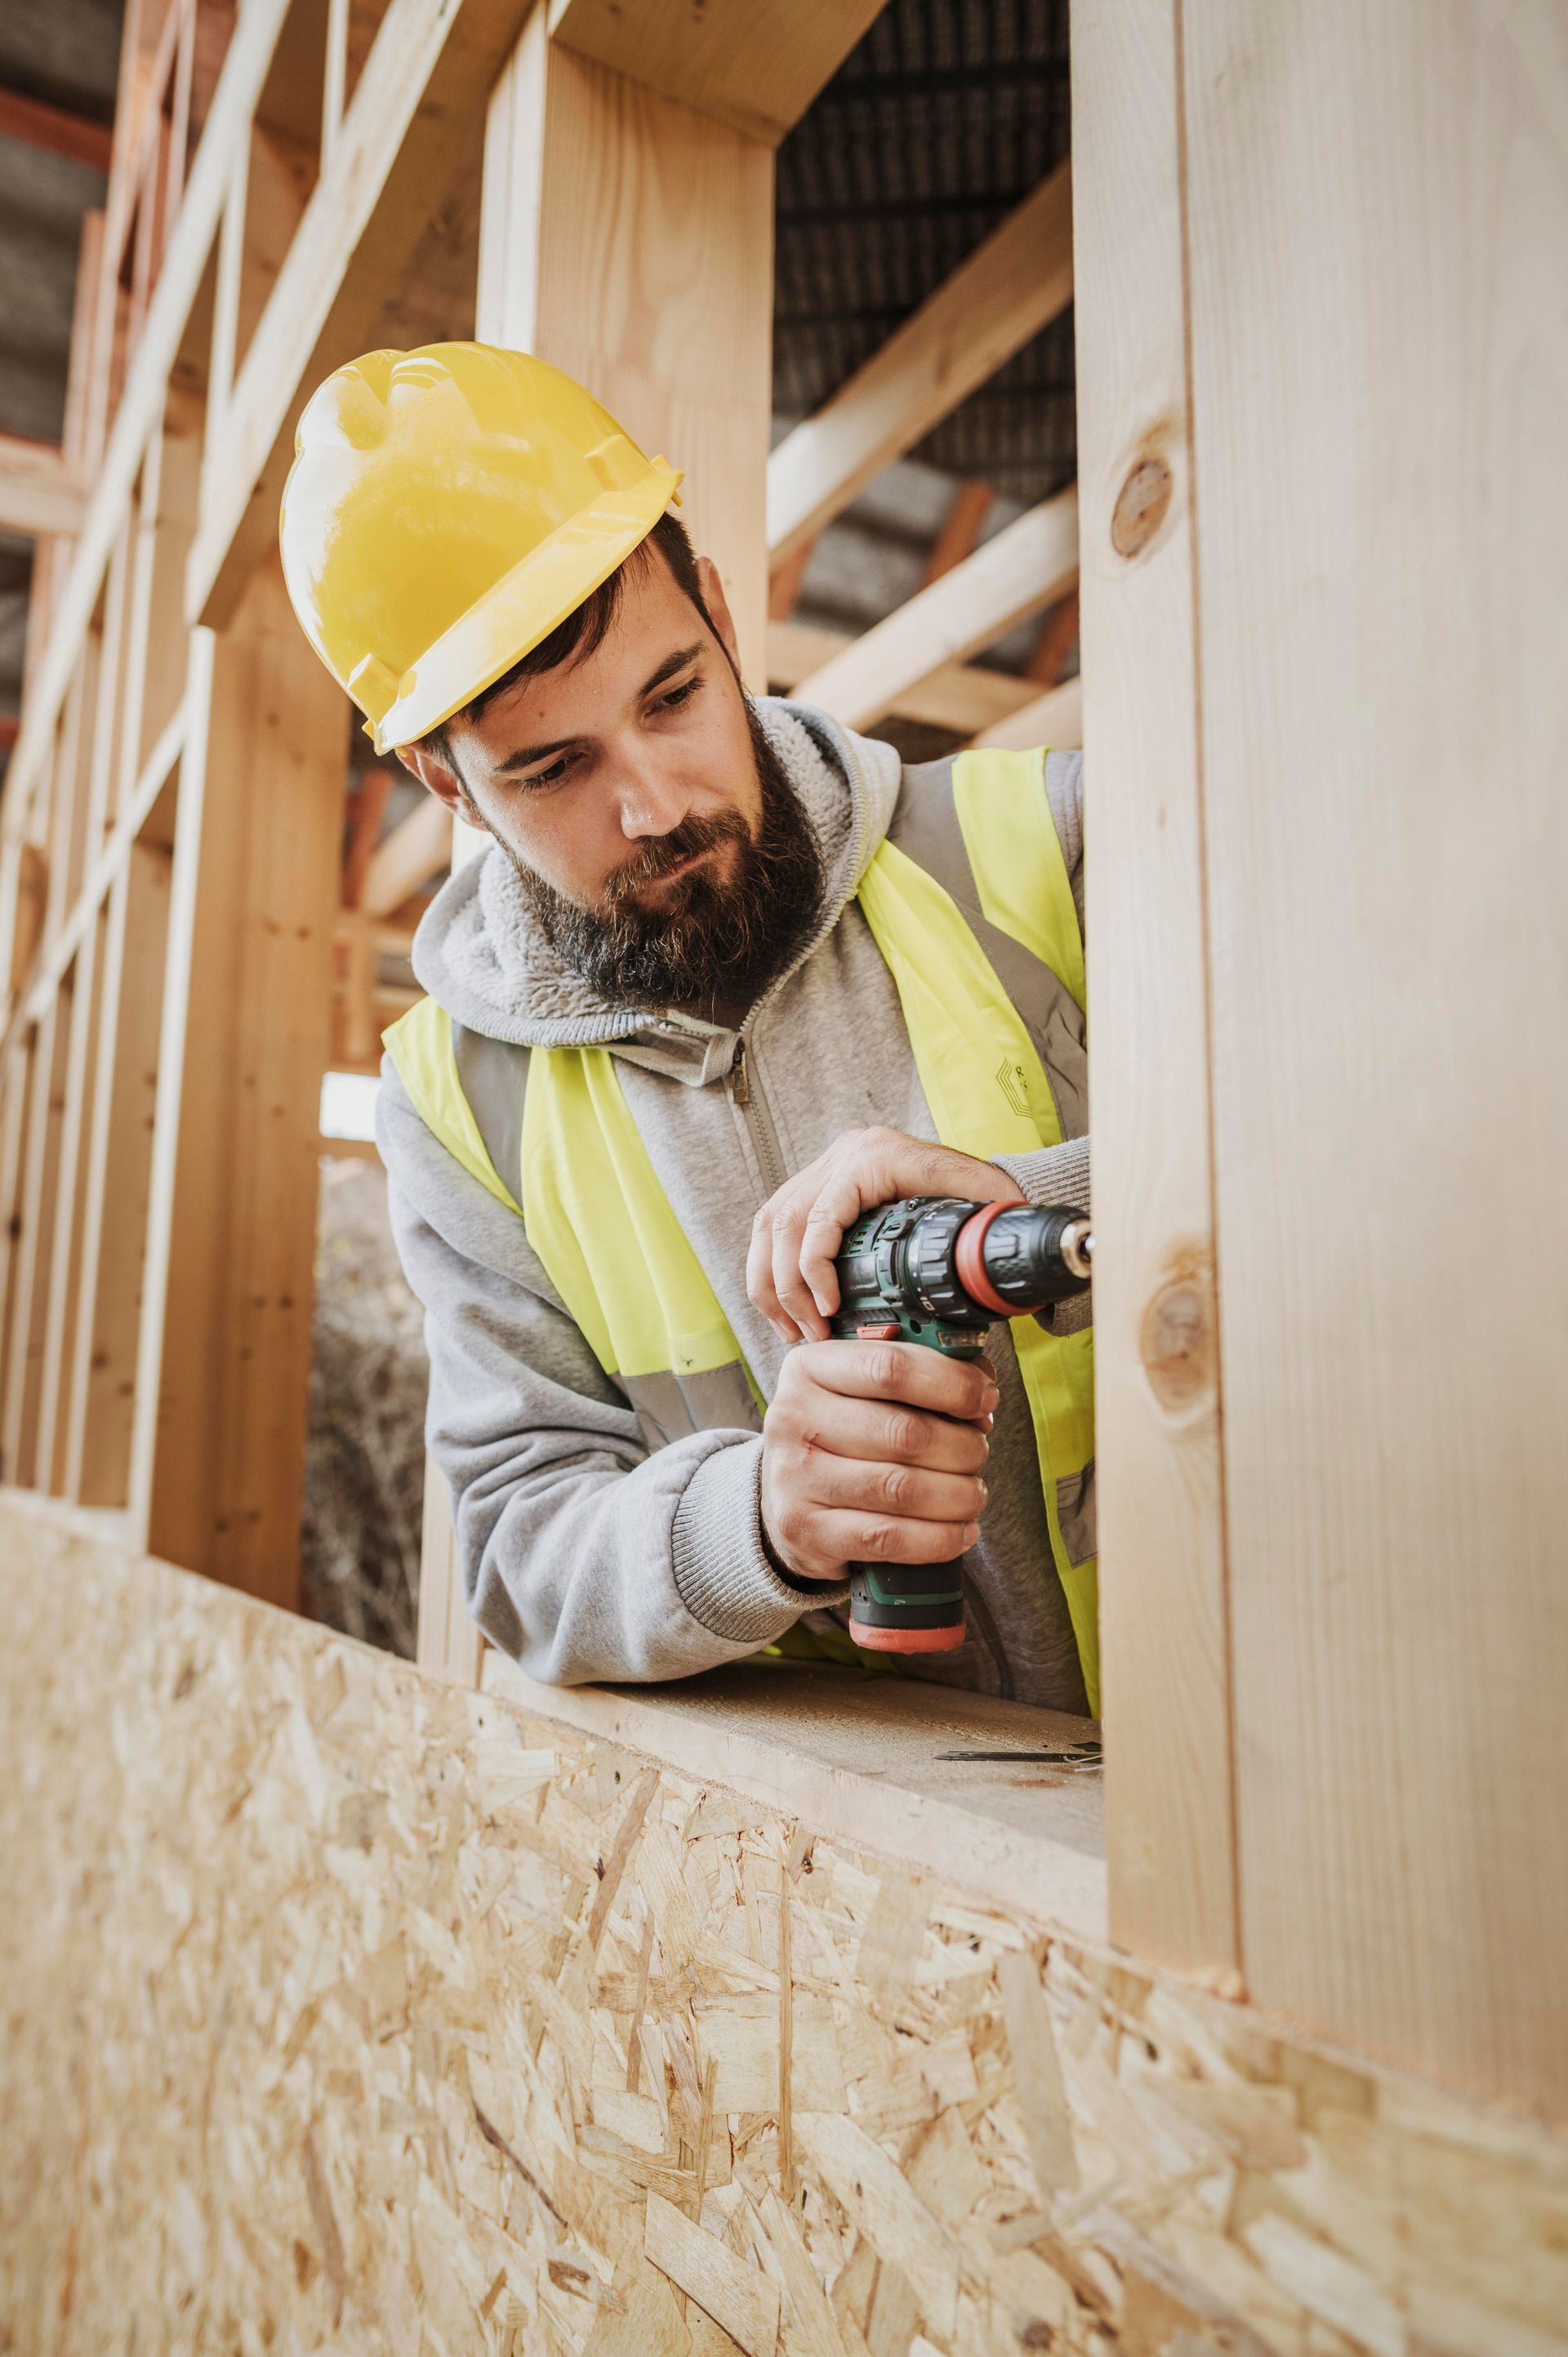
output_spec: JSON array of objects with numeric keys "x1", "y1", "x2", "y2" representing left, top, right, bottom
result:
[{"x1": 1054, "y1": 1458, "x2": 1097, "y2": 1566}]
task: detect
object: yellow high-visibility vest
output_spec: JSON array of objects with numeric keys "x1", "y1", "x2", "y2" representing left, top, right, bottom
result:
[{"x1": 385, "y1": 748, "x2": 1098, "y2": 1707}]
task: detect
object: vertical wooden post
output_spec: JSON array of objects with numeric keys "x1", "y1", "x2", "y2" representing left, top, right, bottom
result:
[
  {"x1": 128, "y1": 555, "x2": 345, "y2": 1604},
  {"x1": 416, "y1": 8, "x2": 776, "y2": 1679},
  {"x1": 65, "y1": 839, "x2": 175, "y2": 1507},
  {"x1": 1071, "y1": 0, "x2": 1238, "y2": 1979},
  {"x1": 1177, "y1": 0, "x2": 1568, "y2": 2113}
]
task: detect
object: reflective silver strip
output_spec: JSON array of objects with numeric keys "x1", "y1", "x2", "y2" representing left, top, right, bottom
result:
[
  {"x1": 626, "y1": 1363, "x2": 762, "y2": 1450},
  {"x1": 885, "y1": 754, "x2": 1089, "y2": 1141},
  {"x1": 451, "y1": 1021, "x2": 528, "y2": 1201}
]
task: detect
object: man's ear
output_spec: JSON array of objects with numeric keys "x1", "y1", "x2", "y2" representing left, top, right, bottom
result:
[
  {"x1": 694, "y1": 555, "x2": 742, "y2": 675},
  {"x1": 397, "y1": 737, "x2": 480, "y2": 823}
]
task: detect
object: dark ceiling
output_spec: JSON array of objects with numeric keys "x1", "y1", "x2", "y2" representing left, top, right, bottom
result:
[
  {"x1": 0, "y1": 0, "x2": 122, "y2": 758},
  {"x1": 773, "y1": 0, "x2": 1075, "y2": 502}
]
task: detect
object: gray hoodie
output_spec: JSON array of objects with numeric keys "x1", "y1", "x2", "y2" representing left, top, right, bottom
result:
[{"x1": 378, "y1": 700, "x2": 1093, "y2": 1711}]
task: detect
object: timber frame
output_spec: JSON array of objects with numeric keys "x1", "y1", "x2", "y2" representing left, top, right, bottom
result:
[{"x1": 2, "y1": 4, "x2": 1567, "y2": 2343}]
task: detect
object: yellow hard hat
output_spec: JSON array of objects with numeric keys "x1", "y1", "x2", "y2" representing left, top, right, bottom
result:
[{"x1": 279, "y1": 342, "x2": 683, "y2": 754}]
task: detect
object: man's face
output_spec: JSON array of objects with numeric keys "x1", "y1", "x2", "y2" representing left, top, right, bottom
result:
[
  {"x1": 430, "y1": 550, "x2": 761, "y2": 910},
  {"x1": 402, "y1": 548, "x2": 822, "y2": 1012}
]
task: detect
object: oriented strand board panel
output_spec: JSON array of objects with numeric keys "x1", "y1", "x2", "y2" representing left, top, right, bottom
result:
[
  {"x1": 1070, "y1": 1, "x2": 1236, "y2": 1974},
  {"x1": 1183, "y1": 4, "x2": 1568, "y2": 2108},
  {"x1": 2, "y1": 1503, "x2": 1567, "y2": 2356}
]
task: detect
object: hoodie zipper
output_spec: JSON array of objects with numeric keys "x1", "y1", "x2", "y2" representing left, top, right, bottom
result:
[{"x1": 728, "y1": 1036, "x2": 788, "y2": 1199}]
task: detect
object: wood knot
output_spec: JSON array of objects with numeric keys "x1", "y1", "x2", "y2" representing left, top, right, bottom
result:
[
  {"x1": 1111, "y1": 456, "x2": 1173, "y2": 558},
  {"x1": 1139, "y1": 1272, "x2": 1214, "y2": 1417}
]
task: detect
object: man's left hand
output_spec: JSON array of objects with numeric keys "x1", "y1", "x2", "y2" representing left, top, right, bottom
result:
[{"x1": 747, "y1": 1125, "x2": 1022, "y2": 1344}]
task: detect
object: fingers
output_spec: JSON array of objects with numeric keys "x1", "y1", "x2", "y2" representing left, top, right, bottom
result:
[
  {"x1": 794, "y1": 1508, "x2": 982, "y2": 1572},
  {"x1": 758, "y1": 1340, "x2": 998, "y2": 1582},
  {"x1": 796, "y1": 1165, "x2": 871, "y2": 1323},
  {"x1": 795, "y1": 1449, "x2": 987, "y2": 1527},
  {"x1": 772, "y1": 1205, "x2": 830, "y2": 1343},
  {"x1": 746, "y1": 1126, "x2": 1028, "y2": 1347},
  {"x1": 777, "y1": 1391, "x2": 991, "y2": 1475},
  {"x1": 803, "y1": 1338, "x2": 1000, "y2": 1423}
]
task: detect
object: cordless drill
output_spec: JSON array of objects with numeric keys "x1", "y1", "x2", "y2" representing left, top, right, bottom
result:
[{"x1": 831, "y1": 1197, "x2": 1093, "y2": 1653}]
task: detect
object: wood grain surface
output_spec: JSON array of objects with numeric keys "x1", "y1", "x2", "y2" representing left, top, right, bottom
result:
[{"x1": 1183, "y1": 0, "x2": 1568, "y2": 2112}]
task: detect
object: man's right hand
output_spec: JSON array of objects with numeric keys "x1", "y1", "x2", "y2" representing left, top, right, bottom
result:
[{"x1": 760, "y1": 1339, "x2": 998, "y2": 1584}]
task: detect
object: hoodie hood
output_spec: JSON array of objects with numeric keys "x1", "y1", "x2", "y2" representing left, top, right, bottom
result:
[{"x1": 408, "y1": 697, "x2": 903, "y2": 1053}]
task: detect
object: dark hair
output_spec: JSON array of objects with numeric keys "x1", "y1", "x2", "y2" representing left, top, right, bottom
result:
[{"x1": 424, "y1": 511, "x2": 710, "y2": 757}]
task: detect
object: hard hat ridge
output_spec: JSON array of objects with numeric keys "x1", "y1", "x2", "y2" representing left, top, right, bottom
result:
[{"x1": 278, "y1": 341, "x2": 684, "y2": 754}]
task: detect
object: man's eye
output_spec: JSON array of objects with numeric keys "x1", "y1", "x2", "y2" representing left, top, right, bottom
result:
[
  {"x1": 524, "y1": 754, "x2": 577, "y2": 788},
  {"x1": 657, "y1": 678, "x2": 701, "y2": 712}
]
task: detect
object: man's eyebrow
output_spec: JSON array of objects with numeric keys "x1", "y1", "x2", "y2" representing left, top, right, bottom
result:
[{"x1": 496, "y1": 643, "x2": 706, "y2": 774}]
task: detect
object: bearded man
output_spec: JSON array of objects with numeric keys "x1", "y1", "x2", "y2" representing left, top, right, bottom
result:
[{"x1": 282, "y1": 345, "x2": 1096, "y2": 1712}]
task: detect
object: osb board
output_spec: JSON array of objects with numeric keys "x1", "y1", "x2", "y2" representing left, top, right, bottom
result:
[{"x1": 2, "y1": 1513, "x2": 1566, "y2": 2357}]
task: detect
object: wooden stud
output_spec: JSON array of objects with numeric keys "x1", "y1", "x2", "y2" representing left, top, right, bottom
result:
[
  {"x1": 335, "y1": 911, "x2": 380, "y2": 1067},
  {"x1": 127, "y1": 555, "x2": 346, "y2": 1603},
  {"x1": 768, "y1": 619, "x2": 1039, "y2": 738},
  {"x1": 0, "y1": 439, "x2": 87, "y2": 541},
  {"x1": 115, "y1": 389, "x2": 203, "y2": 817},
  {"x1": 1, "y1": 991, "x2": 75, "y2": 1486},
  {"x1": 340, "y1": 765, "x2": 391, "y2": 907},
  {"x1": 360, "y1": 795, "x2": 452, "y2": 920},
  {"x1": 476, "y1": 14, "x2": 773, "y2": 682},
  {"x1": 920, "y1": 480, "x2": 996, "y2": 589},
  {"x1": 65, "y1": 843, "x2": 176, "y2": 1508},
  {"x1": 1182, "y1": 0, "x2": 1568, "y2": 2108},
  {"x1": 969, "y1": 675, "x2": 1082, "y2": 754},
  {"x1": 33, "y1": 905, "x2": 112, "y2": 1493},
  {"x1": 186, "y1": 0, "x2": 541, "y2": 635},
  {"x1": 321, "y1": 0, "x2": 351, "y2": 165},
  {"x1": 768, "y1": 163, "x2": 1073, "y2": 567},
  {"x1": 1070, "y1": 0, "x2": 1238, "y2": 1979},
  {"x1": 0, "y1": 1039, "x2": 38, "y2": 1423},
  {"x1": 765, "y1": 536, "x2": 817, "y2": 624},
  {"x1": 792, "y1": 489, "x2": 1079, "y2": 732},
  {"x1": 1025, "y1": 586, "x2": 1080, "y2": 687},
  {"x1": 0, "y1": 86, "x2": 115, "y2": 175},
  {"x1": 3, "y1": 0, "x2": 295, "y2": 825}
]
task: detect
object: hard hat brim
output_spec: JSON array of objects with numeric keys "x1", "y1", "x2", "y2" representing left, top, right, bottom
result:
[{"x1": 370, "y1": 457, "x2": 684, "y2": 755}]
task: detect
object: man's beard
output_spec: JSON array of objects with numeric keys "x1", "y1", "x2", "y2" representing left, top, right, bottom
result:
[{"x1": 510, "y1": 701, "x2": 825, "y2": 1014}]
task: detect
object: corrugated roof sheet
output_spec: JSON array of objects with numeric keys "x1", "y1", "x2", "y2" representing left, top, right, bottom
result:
[{"x1": 773, "y1": 0, "x2": 1074, "y2": 501}]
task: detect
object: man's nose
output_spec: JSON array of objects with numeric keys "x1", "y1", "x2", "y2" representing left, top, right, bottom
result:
[{"x1": 615, "y1": 759, "x2": 694, "y2": 841}]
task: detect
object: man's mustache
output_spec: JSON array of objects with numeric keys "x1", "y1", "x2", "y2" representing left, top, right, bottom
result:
[{"x1": 601, "y1": 810, "x2": 751, "y2": 907}]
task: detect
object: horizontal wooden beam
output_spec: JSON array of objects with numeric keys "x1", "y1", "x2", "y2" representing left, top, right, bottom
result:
[
  {"x1": 971, "y1": 673, "x2": 1082, "y2": 751},
  {"x1": 0, "y1": 437, "x2": 86, "y2": 540},
  {"x1": 187, "y1": 0, "x2": 537, "y2": 635},
  {"x1": 791, "y1": 488, "x2": 1080, "y2": 731},
  {"x1": 360, "y1": 795, "x2": 452, "y2": 919},
  {"x1": 768, "y1": 163, "x2": 1073, "y2": 566},
  {"x1": 546, "y1": 0, "x2": 885, "y2": 145},
  {"x1": 768, "y1": 619, "x2": 1038, "y2": 738},
  {"x1": 0, "y1": 83, "x2": 114, "y2": 175}
]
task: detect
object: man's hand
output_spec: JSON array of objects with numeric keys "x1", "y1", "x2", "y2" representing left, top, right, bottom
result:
[
  {"x1": 747, "y1": 1125, "x2": 1022, "y2": 1344},
  {"x1": 760, "y1": 1338, "x2": 997, "y2": 1583}
]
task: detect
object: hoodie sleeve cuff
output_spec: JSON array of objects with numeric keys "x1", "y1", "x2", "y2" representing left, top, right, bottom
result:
[
  {"x1": 991, "y1": 1132, "x2": 1091, "y2": 1216},
  {"x1": 672, "y1": 1436, "x2": 851, "y2": 1645}
]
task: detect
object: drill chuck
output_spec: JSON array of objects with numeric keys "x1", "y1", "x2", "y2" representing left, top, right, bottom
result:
[{"x1": 831, "y1": 1195, "x2": 1093, "y2": 1655}]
